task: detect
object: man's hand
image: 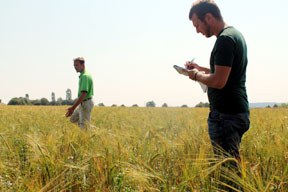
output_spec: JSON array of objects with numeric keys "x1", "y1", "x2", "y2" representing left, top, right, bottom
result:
[
  {"x1": 188, "y1": 68, "x2": 199, "y2": 81},
  {"x1": 66, "y1": 106, "x2": 75, "y2": 117},
  {"x1": 185, "y1": 61, "x2": 200, "y2": 70},
  {"x1": 65, "y1": 92, "x2": 86, "y2": 118},
  {"x1": 185, "y1": 61, "x2": 210, "y2": 74}
]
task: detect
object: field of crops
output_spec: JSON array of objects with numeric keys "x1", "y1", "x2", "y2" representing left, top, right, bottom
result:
[{"x1": 0, "y1": 106, "x2": 288, "y2": 191}]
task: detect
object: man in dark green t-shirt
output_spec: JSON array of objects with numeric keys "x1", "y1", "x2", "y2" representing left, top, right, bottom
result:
[
  {"x1": 66, "y1": 57, "x2": 94, "y2": 129},
  {"x1": 186, "y1": 0, "x2": 250, "y2": 165}
]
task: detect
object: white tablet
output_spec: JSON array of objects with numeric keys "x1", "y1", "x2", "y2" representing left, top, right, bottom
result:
[
  {"x1": 173, "y1": 65, "x2": 208, "y2": 93},
  {"x1": 173, "y1": 65, "x2": 189, "y2": 76}
]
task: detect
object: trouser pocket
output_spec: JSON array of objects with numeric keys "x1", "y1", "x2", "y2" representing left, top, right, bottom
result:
[{"x1": 208, "y1": 111, "x2": 250, "y2": 157}]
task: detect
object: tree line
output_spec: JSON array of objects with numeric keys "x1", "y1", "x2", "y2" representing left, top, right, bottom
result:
[
  {"x1": 6, "y1": 92, "x2": 210, "y2": 107},
  {"x1": 2, "y1": 95, "x2": 288, "y2": 108},
  {"x1": 98, "y1": 101, "x2": 210, "y2": 108},
  {"x1": 7, "y1": 89, "x2": 75, "y2": 106}
]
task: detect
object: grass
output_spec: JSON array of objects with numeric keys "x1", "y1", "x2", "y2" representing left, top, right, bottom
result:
[{"x1": 0, "y1": 106, "x2": 288, "y2": 191}]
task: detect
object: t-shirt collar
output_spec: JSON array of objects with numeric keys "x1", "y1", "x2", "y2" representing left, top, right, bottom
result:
[
  {"x1": 217, "y1": 26, "x2": 232, "y2": 37},
  {"x1": 79, "y1": 70, "x2": 86, "y2": 78}
]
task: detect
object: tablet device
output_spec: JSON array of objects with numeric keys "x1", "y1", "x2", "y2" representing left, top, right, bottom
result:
[
  {"x1": 173, "y1": 65, "x2": 189, "y2": 76},
  {"x1": 173, "y1": 65, "x2": 208, "y2": 93}
]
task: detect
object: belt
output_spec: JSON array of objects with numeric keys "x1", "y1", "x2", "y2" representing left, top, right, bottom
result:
[{"x1": 83, "y1": 97, "x2": 92, "y2": 102}]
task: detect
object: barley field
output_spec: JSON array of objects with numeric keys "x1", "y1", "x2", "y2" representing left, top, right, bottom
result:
[{"x1": 0, "y1": 106, "x2": 287, "y2": 191}]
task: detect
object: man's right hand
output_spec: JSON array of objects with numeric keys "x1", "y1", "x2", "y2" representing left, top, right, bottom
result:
[
  {"x1": 66, "y1": 106, "x2": 75, "y2": 117},
  {"x1": 185, "y1": 61, "x2": 200, "y2": 70}
]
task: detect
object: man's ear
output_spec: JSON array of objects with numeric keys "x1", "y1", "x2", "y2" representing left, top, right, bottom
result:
[{"x1": 204, "y1": 13, "x2": 213, "y2": 23}]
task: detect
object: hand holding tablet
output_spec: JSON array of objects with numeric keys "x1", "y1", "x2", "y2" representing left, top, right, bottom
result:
[{"x1": 173, "y1": 64, "x2": 208, "y2": 93}]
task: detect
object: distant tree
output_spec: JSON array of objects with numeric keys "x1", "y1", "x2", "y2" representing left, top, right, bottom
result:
[
  {"x1": 51, "y1": 92, "x2": 56, "y2": 105},
  {"x1": 162, "y1": 103, "x2": 168, "y2": 107},
  {"x1": 63, "y1": 99, "x2": 74, "y2": 105},
  {"x1": 132, "y1": 104, "x2": 139, "y2": 107},
  {"x1": 56, "y1": 97, "x2": 63, "y2": 105},
  {"x1": 280, "y1": 103, "x2": 288, "y2": 108},
  {"x1": 13, "y1": 98, "x2": 21, "y2": 105},
  {"x1": 71, "y1": 98, "x2": 77, "y2": 105},
  {"x1": 98, "y1": 103, "x2": 105, "y2": 107},
  {"x1": 40, "y1": 98, "x2": 49, "y2": 105},
  {"x1": 195, "y1": 102, "x2": 209, "y2": 108},
  {"x1": 31, "y1": 99, "x2": 41, "y2": 105},
  {"x1": 61, "y1": 100, "x2": 67, "y2": 105},
  {"x1": 8, "y1": 97, "x2": 29, "y2": 105},
  {"x1": 111, "y1": 104, "x2": 118, "y2": 107},
  {"x1": 266, "y1": 105, "x2": 271, "y2": 108},
  {"x1": 8, "y1": 98, "x2": 21, "y2": 105},
  {"x1": 273, "y1": 104, "x2": 278, "y2": 108},
  {"x1": 23, "y1": 94, "x2": 31, "y2": 104},
  {"x1": 146, "y1": 101, "x2": 156, "y2": 107},
  {"x1": 0, "y1": 99, "x2": 2, "y2": 103},
  {"x1": 181, "y1": 104, "x2": 188, "y2": 108},
  {"x1": 21, "y1": 98, "x2": 29, "y2": 105},
  {"x1": 120, "y1": 104, "x2": 126, "y2": 107},
  {"x1": 66, "y1": 89, "x2": 72, "y2": 101}
]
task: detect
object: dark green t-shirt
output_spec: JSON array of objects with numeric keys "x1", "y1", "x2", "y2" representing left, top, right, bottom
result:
[{"x1": 208, "y1": 26, "x2": 249, "y2": 114}]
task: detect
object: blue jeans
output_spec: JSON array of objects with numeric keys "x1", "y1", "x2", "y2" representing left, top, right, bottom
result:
[{"x1": 208, "y1": 110, "x2": 250, "y2": 160}]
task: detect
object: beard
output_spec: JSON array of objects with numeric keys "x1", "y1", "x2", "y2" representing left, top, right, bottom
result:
[{"x1": 203, "y1": 21, "x2": 212, "y2": 38}]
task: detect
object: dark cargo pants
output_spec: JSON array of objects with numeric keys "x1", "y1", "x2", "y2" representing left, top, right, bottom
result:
[{"x1": 208, "y1": 110, "x2": 250, "y2": 160}]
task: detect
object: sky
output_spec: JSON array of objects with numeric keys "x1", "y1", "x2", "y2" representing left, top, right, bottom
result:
[{"x1": 1, "y1": 0, "x2": 288, "y2": 107}]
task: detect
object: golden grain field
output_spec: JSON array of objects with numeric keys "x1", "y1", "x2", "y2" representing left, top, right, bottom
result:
[{"x1": 0, "y1": 106, "x2": 287, "y2": 191}]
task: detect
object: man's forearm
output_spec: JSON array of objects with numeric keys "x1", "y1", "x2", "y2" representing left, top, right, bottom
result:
[
  {"x1": 196, "y1": 73, "x2": 215, "y2": 87},
  {"x1": 191, "y1": 65, "x2": 231, "y2": 89},
  {"x1": 72, "y1": 92, "x2": 87, "y2": 109},
  {"x1": 196, "y1": 73, "x2": 225, "y2": 89},
  {"x1": 198, "y1": 66, "x2": 210, "y2": 74}
]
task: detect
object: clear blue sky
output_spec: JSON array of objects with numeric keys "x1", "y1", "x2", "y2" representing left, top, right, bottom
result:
[{"x1": 1, "y1": 0, "x2": 287, "y2": 106}]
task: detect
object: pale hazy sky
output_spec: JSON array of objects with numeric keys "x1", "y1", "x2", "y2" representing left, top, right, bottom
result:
[{"x1": 1, "y1": 0, "x2": 287, "y2": 106}]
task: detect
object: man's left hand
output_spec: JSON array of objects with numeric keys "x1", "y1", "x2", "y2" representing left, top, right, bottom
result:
[
  {"x1": 188, "y1": 69, "x2": 199, "y2": 80},
  {"x1": 66, "y1": 106, "x2": 75, "y2": 117}
]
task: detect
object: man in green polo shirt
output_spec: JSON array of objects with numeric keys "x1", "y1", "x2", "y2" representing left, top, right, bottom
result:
[{"x1": 66, "y1": 57, "x2": 94, "y2": 129}]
